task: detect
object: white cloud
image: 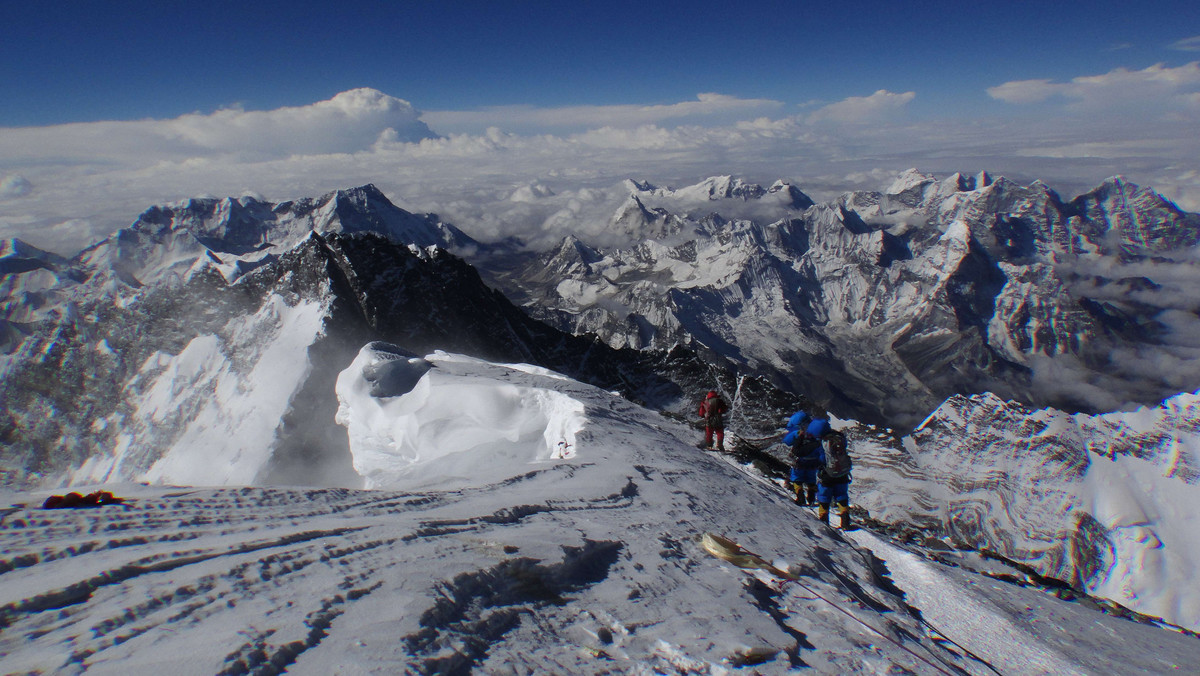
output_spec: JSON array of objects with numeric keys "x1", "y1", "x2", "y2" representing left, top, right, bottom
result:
[
  {"x1": 985, "y1": 79, "x2": 1061, "y2": 105},
  {"x1": 0, "y1": 88, "x2": 435, "y2": 165},
  {"x1": 1015, "y1": 139, "x2": 1182, "y2": 159},
  {"x1": 805, "y1": 90, "x2": 916, "y2": 124},
  {"x1": 987, "y1": 62, "x2": 1200, "y2": 114},
  {"x1": 166, "y1": 88, "x2": 436, "y2": 156},
  {"x1": 1, "y1": 88, "x2": 1198, "y2": 256},
  {"x1": 421, "y1": 93, "x2": 783, "y2": 134},
  {"x1": 0, "y1": 174, "x2": 32, "y2": 199},
  {"x1": 1170, "y1": 36, "x2": 1200, "y2": 52}
]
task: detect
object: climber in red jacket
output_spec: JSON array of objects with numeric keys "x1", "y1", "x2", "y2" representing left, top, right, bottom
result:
[{"x1": 698, "y1": 390, "x2": 729, "y2": 451}]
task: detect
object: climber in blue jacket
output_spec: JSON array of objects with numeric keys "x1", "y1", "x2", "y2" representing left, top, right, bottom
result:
[{"x1": 783, "y1": 409, "x2": 831, "y2": 506}]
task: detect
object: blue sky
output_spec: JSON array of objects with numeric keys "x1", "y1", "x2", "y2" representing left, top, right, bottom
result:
[
  {"x1": 2, "y1": 1, "x2": 1199, "y2": 252},
  {"x1": 4, "y1": 0, "x2": 1197, "y2": 126}
]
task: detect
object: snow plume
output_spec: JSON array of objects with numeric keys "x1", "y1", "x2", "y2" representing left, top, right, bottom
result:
[
  {"x1": 335, "y1": 345, "x2": 585, "y2": 490},
  {"x1": 71, "y1": 292, "x2": 331, "y2": 487}
]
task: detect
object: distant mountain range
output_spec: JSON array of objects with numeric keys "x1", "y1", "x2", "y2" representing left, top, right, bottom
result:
[
  {"x1": 4, "y1": 171, "x2": 1200, "y2": 634},
  {"x1": 478, "y1": 169, "x2": 1200, "y2": 426},
  {"x1": 0, "y1": 188, "x2": 797, "y2": 486},
  {"x1": 3, "y1": 170, "x2": 1198, "y2": 481}
]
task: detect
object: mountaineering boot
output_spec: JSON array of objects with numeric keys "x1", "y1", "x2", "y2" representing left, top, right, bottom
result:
[
  {"x1": 790, "y1": 483, "x2": 803, "y2": 505},
  {"x1": 838, "y1": 503, "x2": 851, "y2": 530},
  {"x1": 804, "y1": 484, "x2": 817, "y2": 506},
  {"x1": 817, "y1": 503, "x2": 830, "y2": 525}
]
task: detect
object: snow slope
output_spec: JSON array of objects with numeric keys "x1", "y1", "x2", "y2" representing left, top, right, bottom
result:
[
  {"x1": 2, "y1": 347, "x2": 1198, "y2": 674},
  {"x1": 847, "y1": 390, "x2": 1200, "y2": 632},
  {"x1": 71, "y1": 291, "x2": 331, "y2": 487}
]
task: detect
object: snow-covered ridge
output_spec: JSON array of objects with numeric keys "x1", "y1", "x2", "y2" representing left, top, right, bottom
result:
[
  {"x1": 3, "y1": 349, "x2": 1198, "y2": 673},
  {"x1": 335, "y1": 344, "x2": 586, "y2": 490}
]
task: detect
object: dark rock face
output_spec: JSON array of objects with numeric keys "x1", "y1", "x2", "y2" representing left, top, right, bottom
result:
[{"x1": 0, "y1": 227, "x2": 796, "y2": 487}]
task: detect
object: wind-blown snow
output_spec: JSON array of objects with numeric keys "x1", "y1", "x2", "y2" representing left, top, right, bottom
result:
[{"x1": 71, "y1": 292, "x2": 329, "y2": 486}]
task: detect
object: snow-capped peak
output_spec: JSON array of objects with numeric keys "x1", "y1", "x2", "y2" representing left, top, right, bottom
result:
[
  {"x1": 886, "y1": 168, "x2": 936, "y2": 196},
  {"x1": 768, "y1": 180, "x2": 816, "y2": 210},
  {"x1": 622, "y1": 178, "x2": 658, "y2": 193},
  {"x1": 672, "y1": 175, "x2": 768, "y2": 201},
  {"x1": 72, "y1": 184, "x2": 478, "y2": 291},
  {"x1": 0, "y1": 238, "x2": 71, "y2": 268}
]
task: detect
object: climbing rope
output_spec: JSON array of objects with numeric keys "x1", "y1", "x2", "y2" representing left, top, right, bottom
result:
[
  {"x1": 702, "y1": 532, "x2": 963, "y2": 676},
  {"x1": 794, "y1": 533, "x2": 1005, "y2": 676}
]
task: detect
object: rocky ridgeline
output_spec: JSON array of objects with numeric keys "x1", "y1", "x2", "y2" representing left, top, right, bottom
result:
[
  {"x1": 2, "y1": 170, "x2": 1198, "y2": 484},
  {"x1": 0, "y1": 212, "x2": 798, "y2": 485},
  {"x1": 481, "y1": 170, "x2": 1200, "y2": 427}
]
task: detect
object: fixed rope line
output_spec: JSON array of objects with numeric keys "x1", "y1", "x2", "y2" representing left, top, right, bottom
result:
[
  {"x1": 808, "y1": 549, "x2": 1001, "y2": 676},
  {"x1": 788, "y1": 530, "x2": 1005, "y2": 676},
  {"x1": 702, "y1": 533, "x2": 960, "y2": 676},
  {"x1": 785, "y1": 575, "x2": 963, "y2": 676}
]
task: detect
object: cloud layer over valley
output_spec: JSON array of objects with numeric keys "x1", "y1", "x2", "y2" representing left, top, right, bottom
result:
[{"x1": 2, "y1": 60, "x2": 1199, "y2": 256}]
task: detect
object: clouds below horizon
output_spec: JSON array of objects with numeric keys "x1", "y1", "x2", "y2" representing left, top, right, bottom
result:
[
  {"x1": 0, "y1": 88, "x2": 435, "y2": 167},
  {"x1": 987, "y1": 62, "x2": 1200, "y2": 116},
  {"x1": 421, "y1": 93, "x2": 785, "y2": 135},
  {"x1": 1, "y1": 70, "x2": 1199, "y2": 256}
]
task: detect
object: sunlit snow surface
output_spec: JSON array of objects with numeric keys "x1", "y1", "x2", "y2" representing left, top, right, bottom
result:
[
  {"x1": 1, "y1": 352, "x2": 1198, "y2": 674},
  {"x1": 335, "y1": 345, "x2": 585, "y2": 490},
  {"x1": 849, "y1": 390, "x2": 1200, "y2": 632}
]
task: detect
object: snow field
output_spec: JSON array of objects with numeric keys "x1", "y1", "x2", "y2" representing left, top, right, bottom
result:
[{"x1": 0, "y1": 349, "x2": 1105, "y2": 675}]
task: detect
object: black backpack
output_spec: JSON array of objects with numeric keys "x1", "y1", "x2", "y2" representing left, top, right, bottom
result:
[
  {"x1": 790, "y1": 434, "x2": 822, "y2": 470},
  {"x1": 819, "y1": 431, "x2": 852, "y2": 482}
]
